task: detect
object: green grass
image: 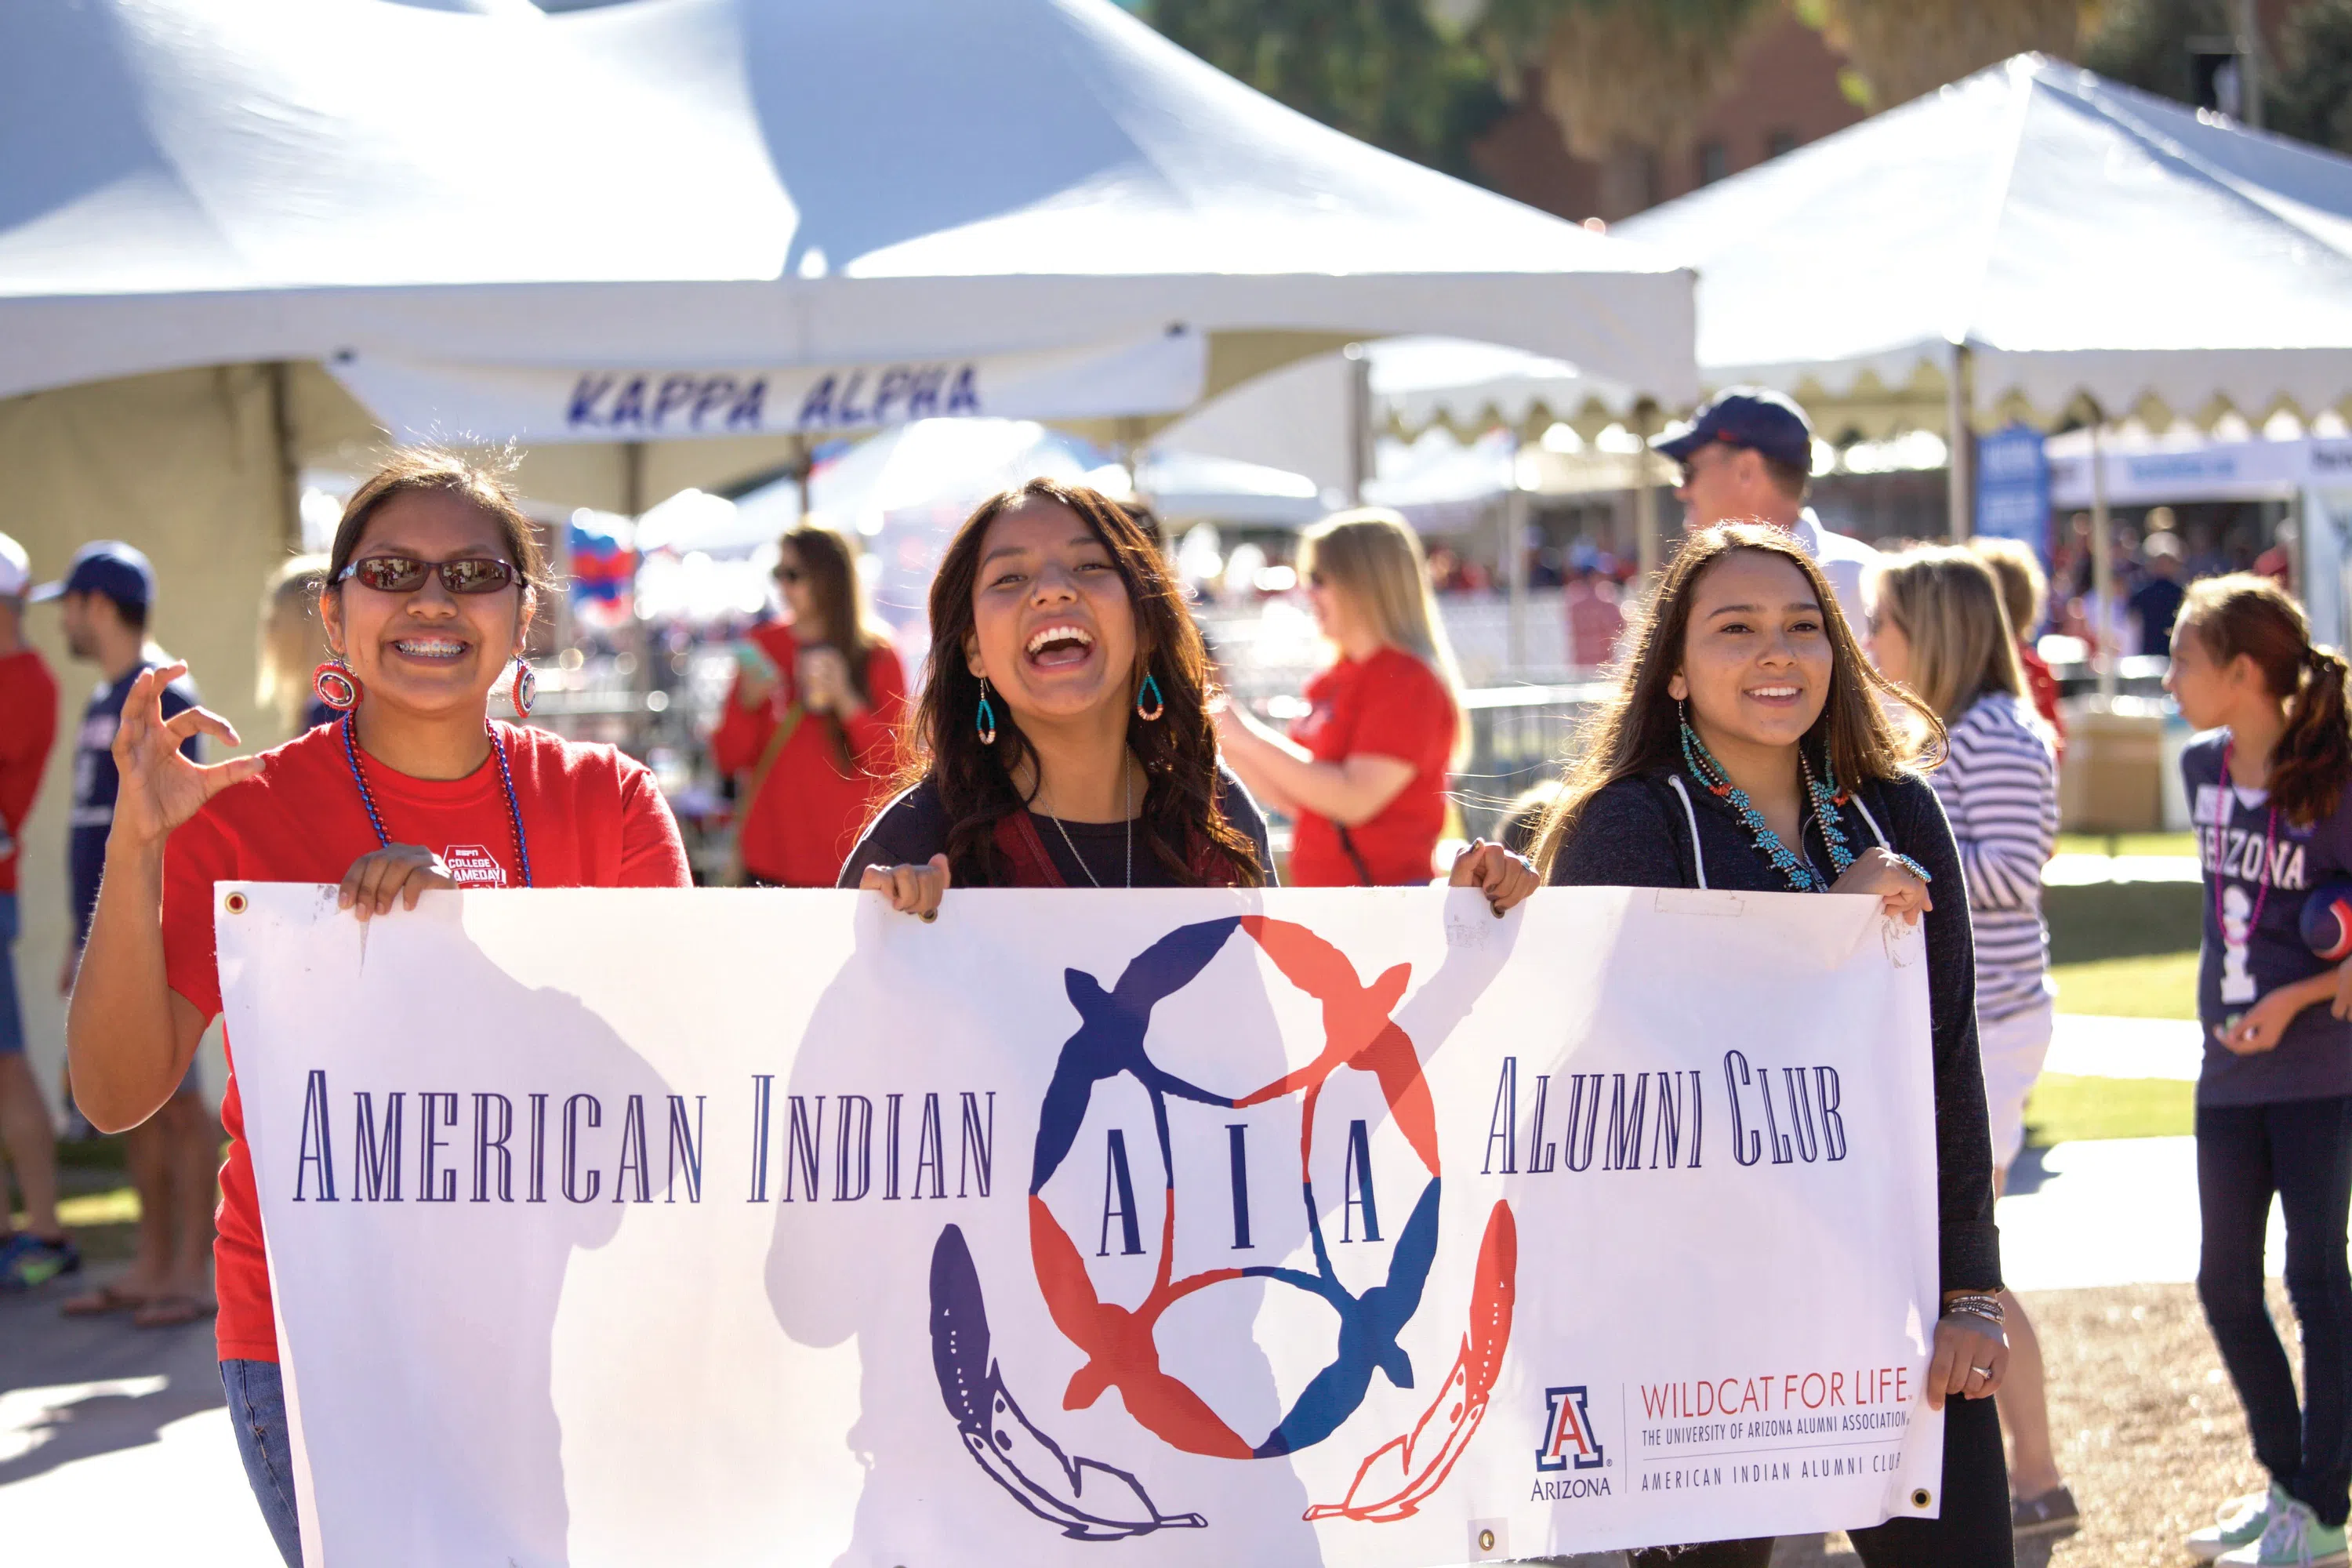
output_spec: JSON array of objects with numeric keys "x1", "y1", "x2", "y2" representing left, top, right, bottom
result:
[
  {"x1": 2056, "y1": 832, "x2": 2198, "y2": 858},
  {"x1": 2024, "y1": 1073, "x2": 2195, "y2": 1145},
  {"x1": 2053, "y1": 950, "x2": 2200, "y2": 1019}
]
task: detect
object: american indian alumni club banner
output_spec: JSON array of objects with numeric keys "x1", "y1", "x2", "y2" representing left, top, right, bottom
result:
[{"x1": 216, "y1": 884, "x2": 1947, "y2": 1567}]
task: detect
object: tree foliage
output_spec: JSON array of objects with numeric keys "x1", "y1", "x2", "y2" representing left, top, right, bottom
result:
[
  {"x1": 1809, "y1": 0, "x2": 2095, "y2": 108},
  {"x1": 1144, "y1": 0, "x2": 1510, "y2": 180},
  {"x1": 2270, "y1": 0, "x2": 2352, "y2": 152}
]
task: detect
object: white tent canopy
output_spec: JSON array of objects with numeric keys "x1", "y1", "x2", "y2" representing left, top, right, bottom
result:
[
  {"x1": 1614, "y1": 53, "x2": 2352, "y2": 437},
  {"x1": 0, "y1": 0, "x2": 1697, "y2": 448}
]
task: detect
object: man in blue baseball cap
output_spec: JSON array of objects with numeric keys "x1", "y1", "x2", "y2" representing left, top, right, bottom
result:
[
  {"x1": 1655, "y1": 387, "x2": 1879, "y2": 630},
  {"x1": 31, "y1": 542, "x2": 220, "y2": 1326}
]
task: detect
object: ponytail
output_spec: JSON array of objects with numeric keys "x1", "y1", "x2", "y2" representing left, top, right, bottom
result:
[
  {"x1": 2276, "y1": 643, "x2": 2352, "y2": 826},
  {"x1": 2181, "y1": 573, "x2": 2352, "y2": 827}
]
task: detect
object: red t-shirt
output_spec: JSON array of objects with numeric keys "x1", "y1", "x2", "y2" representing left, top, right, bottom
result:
[
  {"x1": 160, "y1": 721, "x2": 691, "y2": 1363},
  {"x1": 1286, "y1": 646, "x2": 1457, "y2": 887},
  {"x1": 708, "y1": 623, "x2": 907, "y2": 886},
  {"x1": 0, "y1": 648, "x2": 59, "y2": 895}
]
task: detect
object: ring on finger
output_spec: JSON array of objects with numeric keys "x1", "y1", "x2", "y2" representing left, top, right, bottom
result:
[{"x1": 1969, "y1": 1364, "x2": 1993, "y2": 1379}]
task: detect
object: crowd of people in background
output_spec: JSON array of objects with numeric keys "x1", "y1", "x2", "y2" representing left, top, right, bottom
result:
[{"x1": 0, "y1": 386, "x2": 2339, "y2": 1564}]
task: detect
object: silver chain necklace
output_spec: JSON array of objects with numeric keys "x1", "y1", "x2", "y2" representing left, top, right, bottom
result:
[{"x1": 1039, "y1": 765, "x2": 1132, "y2": 888}]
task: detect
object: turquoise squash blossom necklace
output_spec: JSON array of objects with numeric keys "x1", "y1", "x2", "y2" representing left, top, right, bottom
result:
[{"x1": 1679, "y1": 717, "x2": 1854, "y2": 893}]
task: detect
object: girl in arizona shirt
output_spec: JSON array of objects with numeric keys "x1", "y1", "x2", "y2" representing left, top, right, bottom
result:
[
  {"x1": 65, "y1": 452, "x2": 688, "y2": 1568},
  {"x1": 2165, "y1": 575, "x2": 2352, "y2": 1563}
]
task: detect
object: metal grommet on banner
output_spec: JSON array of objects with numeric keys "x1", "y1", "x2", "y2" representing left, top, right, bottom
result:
[
  {"x1": 1911, "y1": 1487, "x2": 1933, "y2": 1509},
  {"x1": 1478, "y1": 1529, "x2": 1497, "y2": 1552},
  {"x1": 223, "y1": 891, "x2": 249, "y2": 915}
]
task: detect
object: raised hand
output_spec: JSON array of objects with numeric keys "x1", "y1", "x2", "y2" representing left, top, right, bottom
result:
[{"x1": 106, "y1": 663, "x2": 259, "y2": 848}]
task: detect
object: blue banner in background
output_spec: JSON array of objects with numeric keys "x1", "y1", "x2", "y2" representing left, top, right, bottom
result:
[{"x1": 1975, "y1": 424, "x2": 2051, "y2": 564}]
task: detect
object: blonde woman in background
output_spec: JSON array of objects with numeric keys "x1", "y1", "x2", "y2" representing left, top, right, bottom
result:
[
  {"x1": 255, "y1": 555, "x2": 335, "y2": 738},
  {"x1": 1214, "y1": 509, "x2": 1468, "y2": 885},
  {"x1": 1867, "y1": 545, "x2": 2074, "y2": 1541},
  {"x1": 1969, "y1": 536, "x2": 2066, "y2": 756}
]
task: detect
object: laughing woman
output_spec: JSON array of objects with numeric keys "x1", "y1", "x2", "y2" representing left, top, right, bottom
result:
[
  {"x1": 840, "y1": 477, "x2": 1532, "y2": 910},
  {"x1": 1536, "y1": 523, "x2": 2013, "y2": 1568},
  {"x1": 62, "y1": 451, "x2": 691, "y2": 1566}
]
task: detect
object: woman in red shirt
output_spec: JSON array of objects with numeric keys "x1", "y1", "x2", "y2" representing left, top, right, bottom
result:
[
  {"x1": 64, "y1": 451, "x2": 690, "y2": 1566},
  {"x1": 1214, "y1": 509, "x2": 1466, "y2": 886},
  {"x1": 710, "y1": 521, "x2": 906, "y2": 885}
]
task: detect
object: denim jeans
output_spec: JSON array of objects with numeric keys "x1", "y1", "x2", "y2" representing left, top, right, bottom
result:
[
  {"x1": 220, "y1": 1358, "x2": 302, "y2": 1566},
  {"x1": 2198, "y1": 1096, "x2": 2352, "y2": 1526}
]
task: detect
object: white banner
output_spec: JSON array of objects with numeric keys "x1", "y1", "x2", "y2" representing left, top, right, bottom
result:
[
  {"x1": 218, "y1": 884, "x2": 1945, "y2": 1566},
  {"x1": 328, "y1": 327, "x2": 1207, "y2": 445}
]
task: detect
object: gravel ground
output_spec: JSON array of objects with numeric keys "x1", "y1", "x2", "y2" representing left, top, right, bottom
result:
[{"x1": 1769, "y1": 1281, "x2": 2277, "y2": 1567}]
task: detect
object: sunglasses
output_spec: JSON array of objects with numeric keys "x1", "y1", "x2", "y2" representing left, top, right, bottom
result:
[{"x1": 339, "y1": 556, "x2": 519, "y2": 595}]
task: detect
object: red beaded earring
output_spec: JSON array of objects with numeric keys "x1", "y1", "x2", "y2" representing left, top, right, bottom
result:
[
  {"x1": 510, "y1": 660, "x2": 537, "y2": 718},
  {"x1": 313, "y1": 659, "x2": 360, "y2": 712}
]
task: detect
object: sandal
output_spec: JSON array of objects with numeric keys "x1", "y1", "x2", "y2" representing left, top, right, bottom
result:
[
  {"x1": 131, "y1": 1294, "x2": 216, "y2": 1330},
  {"x1": 60, "y1": 1281, "x2": 149, "y2": 1317}
]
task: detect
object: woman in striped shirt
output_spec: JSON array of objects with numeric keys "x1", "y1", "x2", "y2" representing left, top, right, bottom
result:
[{"x1": 1869, "y1": 545, "x2": 2073, "y2": 1539}]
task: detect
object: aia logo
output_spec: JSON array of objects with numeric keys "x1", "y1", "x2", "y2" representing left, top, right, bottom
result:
[{"x1": 1537, "y1": 1385, "x2": 1603, "y2": 1472}]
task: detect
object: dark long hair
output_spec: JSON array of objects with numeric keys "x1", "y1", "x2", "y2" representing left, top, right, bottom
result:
[
  {"x1": 780, "y1": 520, "x2": 884, "y2": 701},
  {"x1": 1534, "y1": 522, "x2": 1943, "y2": 873},
  {"x1": 895, "y1": 478, "x2": 1264, "y2": 887},
  {"x1": 2180, "y1": 573, "x2": 2352, "y2": 828}
]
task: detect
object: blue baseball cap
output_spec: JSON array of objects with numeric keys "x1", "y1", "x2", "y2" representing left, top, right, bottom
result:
[
  {"x1": 30, "y1": 540, "x2": 154, "y2": 614},
  {"x1": 1654, "y1": 387, "x2": 1814, "y2": 472}
]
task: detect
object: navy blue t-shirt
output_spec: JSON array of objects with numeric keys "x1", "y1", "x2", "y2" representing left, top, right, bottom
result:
[
  {"x1": 68, "y1": 662, "x2": 200, "y2": 943},
  {"x1": 2186, "y1": 731, "x2": 2352, "y2": 1105}
]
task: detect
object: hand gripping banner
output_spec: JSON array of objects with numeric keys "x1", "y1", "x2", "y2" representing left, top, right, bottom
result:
[{"x1": 218, "y1": 884, "x2": 1944, "y2": 1567}]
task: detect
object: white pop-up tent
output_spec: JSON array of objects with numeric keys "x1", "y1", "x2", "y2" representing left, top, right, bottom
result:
[
  {"x1": 1615, "y1": 54, "x2": 2352, "y2": 492},
  {"x1": 0, "y1": 0, "x2": 1697, "y2": 484}
]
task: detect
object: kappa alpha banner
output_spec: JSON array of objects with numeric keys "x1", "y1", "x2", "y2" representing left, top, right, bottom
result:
[{"x1": 216, "y1": 884, "x2": 1946, "y2": 1568}]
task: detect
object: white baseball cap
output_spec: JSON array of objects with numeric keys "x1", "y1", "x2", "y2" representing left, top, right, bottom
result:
[{"x1": 0, "y1": 532, "x2": 27, "y2": 600}]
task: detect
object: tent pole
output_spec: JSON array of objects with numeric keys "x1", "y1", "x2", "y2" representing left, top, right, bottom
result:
[
  {"x1": 267, "y1": 361, "x2": 301, "y2": 552},
  {"x1": 1344, "y1": 344, "x2": 1371, "y2": 506},
  {"x1": 1946, "y1": 343, "x2": 1973, "y2": 542},
  {"x1": 1505, "y1": 461, "x2": 1530, "y2": 677},
  {"x1": 2089, "y1": 405, "x2": 2116, "y2": 699},
  {"x1": 2240, "y1": 0, "x2": 2266, "y2": 130},
  {"x1": 1633, "y1": 399, "x2": 1662, "y2": 588}
]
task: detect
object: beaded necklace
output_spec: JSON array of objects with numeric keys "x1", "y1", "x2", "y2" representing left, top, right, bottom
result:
[
  {"x1": 1679, "y1": 723, "x2": 1854, "y2": 893},
  {"x1": 2214, "y1": 732, "x2": 2278, "y2": 938},
  {"x1": 339, "y1": 713, "x2": 534, "y2": 887}
]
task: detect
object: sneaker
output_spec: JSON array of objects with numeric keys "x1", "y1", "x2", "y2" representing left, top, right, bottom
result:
[
  {"x1": 2194, "y1": 1487, "x2": 2287, "y2": 1562},
  {"x1": 0, "y1": 1232, "x2": 83, "y2": 1290},
  {"x1": 2216, "y1": 1496, "x2": 2350, "y2": 1566},
  {"x1": 2012, "y1": 1484, "x2": 2080, "y2": 1537}
]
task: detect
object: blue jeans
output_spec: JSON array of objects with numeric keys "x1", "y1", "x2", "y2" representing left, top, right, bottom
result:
[
  {"x1": 2199, "y1": 1097, "x2": 2352, "y2": 1526},
  {"x1": 220, "y1": 1359, "x2": 302, "y2": 1566},
  {"x1": 0, "y1": 891, "x2": 24, "y2": 1055}
]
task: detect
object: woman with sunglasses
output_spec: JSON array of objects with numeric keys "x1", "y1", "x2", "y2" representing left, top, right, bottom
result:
[
  {"x1": 841, "y1": 479, "x2": 1532, "y2": 912},
  {"x1": 1535, "y1": 524, "x2": 2012, "y2": 1568},
  {"x1": 1214, "y1": 510, "x2": 1466, "y2": 887},
  {"x1": 712, "y1": 521, "x2": 906, "y2": 886},
  {"x1": 64, "y1": 449, "x2": 690, "y2": 1566}
]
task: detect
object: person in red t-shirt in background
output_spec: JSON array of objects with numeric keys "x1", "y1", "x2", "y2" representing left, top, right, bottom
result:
[
  {"x1": 0, "y1": 531, "x2": 71, "y2": 1290},
  {"x1": 63, "y1": 450, "x2": 691, "y2": 1567},
  {"x1": 1214, "y1": 509, "x2": 1466, "y2": 885},
  {"x1": 710, "y1": 521, "x2": 906, "y2": 886}
]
